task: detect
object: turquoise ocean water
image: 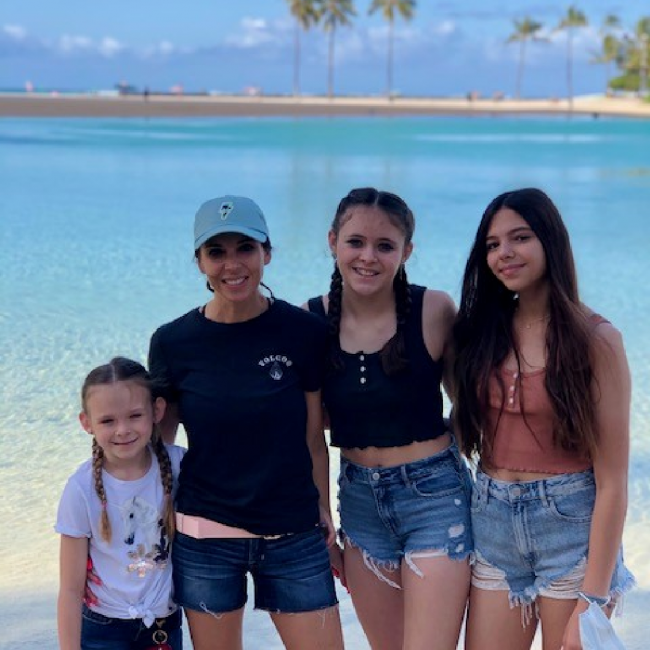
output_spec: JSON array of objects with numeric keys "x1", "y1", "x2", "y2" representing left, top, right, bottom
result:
[{"x1": 0, "y1": 116, "x2": 648, "y2": 648}]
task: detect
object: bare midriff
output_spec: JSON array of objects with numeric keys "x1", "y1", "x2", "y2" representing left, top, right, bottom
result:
[
  {"x1": 342, "y1": 432, "x2": 452, "y2": 468},
  {"x1": 482, "y1": 466, "x2": 565, "y2": 483}
]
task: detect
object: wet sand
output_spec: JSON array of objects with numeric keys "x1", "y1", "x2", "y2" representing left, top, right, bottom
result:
[{"x1": 1, "y1": 92, "x2": 649, "y2": 119}]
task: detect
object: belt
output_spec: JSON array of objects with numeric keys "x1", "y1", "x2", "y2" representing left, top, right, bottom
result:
[{"x1": 175, "y1": 513, "x2": 283, "y2": 540}]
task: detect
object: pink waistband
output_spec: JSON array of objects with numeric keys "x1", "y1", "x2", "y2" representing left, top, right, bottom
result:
[{"x1": 175, "y1": 513, "x2": 282, "y2": 540}]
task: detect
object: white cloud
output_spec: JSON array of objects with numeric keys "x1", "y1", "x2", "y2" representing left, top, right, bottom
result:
[
  {"x1": 98, "y1": 37, "x2": 124, "y2": 58},
  {"x1": 58, "y1": 34, "x2": 94, "y2": 52},
  {"x1": 435, "y1": 20, "x2": 457, "y2": 36},
  {"x1": 158, "y1": 41, "x2": 175, "y2": 55},
  {"x1": 242, "y1": 17, "x2": 267, "y2": 31},
  {"x1": 54, "y1": 33, "x2": 125, "y2": 58},
  {"x1": 140, "y1": 40, "x2": 183, "y2": 59},
  {"x1": 3, "y1": 24, "x2": 27, "y2": 40},
  {"x1": 224, "y1": 16, "x2": 279, "y2": 48}
]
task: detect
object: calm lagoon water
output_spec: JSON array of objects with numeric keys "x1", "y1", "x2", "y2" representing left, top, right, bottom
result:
[{"x1": 0, "y1": 115, "x2": 648, "y2": 648}]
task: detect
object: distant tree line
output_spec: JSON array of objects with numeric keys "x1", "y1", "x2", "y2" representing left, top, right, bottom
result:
[
  {"x1": 507, "y1": 6, "x2": 650, "y2": 102},
  {"x1": 285, "y1": 0, "x2": 650, "y2": 100}
]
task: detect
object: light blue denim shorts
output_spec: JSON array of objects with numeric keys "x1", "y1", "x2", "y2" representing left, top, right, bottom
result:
[
  {"x1": 338, "y1": 442, "x2": 473, "y2": 586},
  {"x1": 471, "y1": 468, "x2": 635, "y2": 610}
]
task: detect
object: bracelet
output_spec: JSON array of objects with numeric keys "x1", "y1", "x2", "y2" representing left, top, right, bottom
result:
[{"x1": 577, "y1": 591, "x2": 611, "y2": 607}]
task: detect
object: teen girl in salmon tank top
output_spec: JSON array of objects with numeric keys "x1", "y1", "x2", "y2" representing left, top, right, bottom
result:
[{"x1": 453, "y1": 188, "x2": 634, "y2": 650}]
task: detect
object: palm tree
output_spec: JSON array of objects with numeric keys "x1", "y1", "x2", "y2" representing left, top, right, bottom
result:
[
  {"x1": 555, "y1": 5, "x2": 588, "y2": 108},
  {"x1": 320, "y1": 0, "x2": 357, "y2": 97},
  {"x1": 605, "y1": 16, "x2": 650, "y2": 93},
  {"x1": 368, "y1": 0, "x2": 415, "y2": 98},
  {"x1": 286, "y1": 0, "x2": 323, "y2": 96},
  {"x1": 602, "y1": 13, "x2": 621, "y2": 35},
  {"x1": 506, "y1": 17, "x2": 544, "y2": 99},
  {"x1": 589, "y1": 15, "x2": 621, "y2": 93},
  {"x1": 631, "y1": 18, "x2": 650, "y2": 96}
]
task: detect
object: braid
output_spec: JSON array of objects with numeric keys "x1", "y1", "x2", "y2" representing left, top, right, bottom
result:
[
  {"x1": 92, "y1": 439, "x2": 112, "y2": 543},
  {"x1": 380, "y1": 267, "x2": 411, "y2": 376},
  {"x1": 151, "y1": 432, "x2": 176, "y2": 539},
  {"x1": 327, "y1": 264, "x2": 344, "y2": 372}
]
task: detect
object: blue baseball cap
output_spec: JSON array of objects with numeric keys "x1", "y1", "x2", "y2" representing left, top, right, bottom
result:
[{"x1": 193, "y1": 195, "x2": 270, "y2": 250}]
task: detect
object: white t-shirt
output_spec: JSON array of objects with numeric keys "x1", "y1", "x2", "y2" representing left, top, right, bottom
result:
[{"x1": 56, "y1": 444, "x2": 185, "y2": 626}]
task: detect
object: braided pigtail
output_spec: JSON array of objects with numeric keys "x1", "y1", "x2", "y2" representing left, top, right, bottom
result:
[
  {"x1": 380, "y1": 266, "x2": 412, "y2": 375},
  {"x1": 327, "y1": 264, "x2": 345, "y2": 372},
  {"x1": 151, "y1": 431, "x2": 176, "y2": 539},
  {"x1": 92, "y1": 438, "x2": 112, "y2": 543}
]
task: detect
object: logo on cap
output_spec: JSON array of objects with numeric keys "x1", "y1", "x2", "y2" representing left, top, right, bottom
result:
[{"x1": 219, "y1": 201, "x2": 234, "y2": 220}]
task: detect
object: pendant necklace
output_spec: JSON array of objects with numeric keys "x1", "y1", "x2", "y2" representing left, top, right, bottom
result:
[{"x1": 522, "y1": 315, "x2": 550, "y2": 329}]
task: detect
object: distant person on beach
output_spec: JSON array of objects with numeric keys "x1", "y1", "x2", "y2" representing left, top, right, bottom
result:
[
  {"x1": 56, "y1": 357, "x2": 185, "y2": 650},
  {"x1": 306, "y1": 188, "x2": 473, "y2": 650},
  {"x1": 453, "y1": 188, "x2": 635, "y2": 650},
  {"x1": 148, "y1": 196, "x2": 344, "y2": 650}
]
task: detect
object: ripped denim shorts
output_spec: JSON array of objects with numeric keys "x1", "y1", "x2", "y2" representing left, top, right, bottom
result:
[
  {"x1": 338, "y1": 441, "x2": 473, "y2": 587},
  {"x1": 471, "y1": 468, "x2": 635, "y2": 615}
]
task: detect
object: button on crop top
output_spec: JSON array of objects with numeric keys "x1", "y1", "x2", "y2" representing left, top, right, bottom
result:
[
  {"x1": 308, "y1": 285, "x2": 447, "y2": 449},
  {"x1": 482, "y1": 366, "x2": 591, "y2": 474}
]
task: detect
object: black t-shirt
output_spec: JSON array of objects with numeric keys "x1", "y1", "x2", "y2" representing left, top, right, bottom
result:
[{"x1": 148, "y1": 299, "x2": 327, "y2": 536}]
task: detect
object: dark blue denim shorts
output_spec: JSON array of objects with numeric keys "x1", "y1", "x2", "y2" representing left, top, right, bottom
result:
[
  {"x1": 338, "y1": 442, "x2": 473, "y2": 585},
  {"x1": 80, "y1": 605, "x2": 182, "y2": 650},
  {"x1": 172, "y1": 526, "x2": 338, "y2": 614}
]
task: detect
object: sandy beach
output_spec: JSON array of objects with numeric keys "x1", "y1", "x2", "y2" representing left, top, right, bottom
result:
[{"x1": 0, "y1": 92, "x2": 649, "y2": 119}]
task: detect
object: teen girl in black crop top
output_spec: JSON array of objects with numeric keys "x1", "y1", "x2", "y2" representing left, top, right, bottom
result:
[{"x1": 306, "y1": 188, "x2": 473, "y2": 650}]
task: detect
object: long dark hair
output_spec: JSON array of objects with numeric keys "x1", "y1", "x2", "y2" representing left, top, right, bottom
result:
[
  {"x1": 327, "y1": 187, "x2": 414, "y2": 376},
  {"x1": 453, "y1": 188, "x2": 597, "y2": 461}
]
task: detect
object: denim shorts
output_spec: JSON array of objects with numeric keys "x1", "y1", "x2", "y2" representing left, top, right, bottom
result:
[
  {"x1": 471, "y1": 468, "x2": 635, "y2": 610},
  {"x1": 172, "y1": 526, "x2": 338, "y2": 614},
  {"x1": 338, "y1": 442, "x2": 473, "y2": 586},
  {"x1": 81, "y1": 606, "x2": 182, "y2": 650}
]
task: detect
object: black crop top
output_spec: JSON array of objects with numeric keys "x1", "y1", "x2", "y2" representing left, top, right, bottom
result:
[{"x1": 308, "y1": 285, "x2": 447, "y2": 449}]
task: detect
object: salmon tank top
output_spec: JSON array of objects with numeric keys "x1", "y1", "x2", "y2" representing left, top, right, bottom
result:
[{"x1": 482, "y1": 365, "x2": 591, "y2": 474}]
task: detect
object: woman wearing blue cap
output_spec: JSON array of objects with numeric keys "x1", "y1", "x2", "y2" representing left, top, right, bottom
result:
[{"x1": 148, "y1": 196, "x2": 344, "y2": 650}]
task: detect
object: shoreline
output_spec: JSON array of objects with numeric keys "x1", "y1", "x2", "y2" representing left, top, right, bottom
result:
[{"x1": 1, "y1": 92, "x2": 649, "y2": 119}]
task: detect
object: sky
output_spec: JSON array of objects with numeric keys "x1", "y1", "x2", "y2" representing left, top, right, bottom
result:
[{"x1": 1, "y1": 1, "x2": 648, "y2": 98}]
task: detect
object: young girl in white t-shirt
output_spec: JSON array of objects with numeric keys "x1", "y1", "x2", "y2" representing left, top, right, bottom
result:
[{"x1": 56, "y1": 357, "x2": 185, "y2": 650}]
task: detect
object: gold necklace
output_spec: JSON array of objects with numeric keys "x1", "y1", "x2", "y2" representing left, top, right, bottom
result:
[{"x1": 516, "y1": 314, "x2": 550, "y2": 330}]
